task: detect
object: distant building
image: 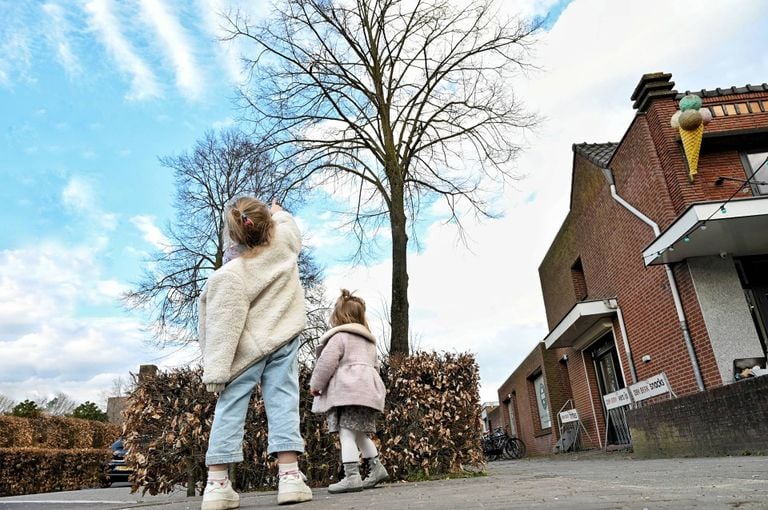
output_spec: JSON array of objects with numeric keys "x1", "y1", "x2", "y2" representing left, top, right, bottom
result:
[
  {"x1": 480, "y1": 401, "x2": 499, "y2": 433},
  {"x1": 499, "y1": 72, "x2": 768, "y2": 454},
  {"x1": 106, "y1": 364, "x2": 158, "y2": 426}
]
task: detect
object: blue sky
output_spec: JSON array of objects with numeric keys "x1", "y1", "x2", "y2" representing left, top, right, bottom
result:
[{"x1": 2, "y1": 0, "x2": 766, "y2": 408}]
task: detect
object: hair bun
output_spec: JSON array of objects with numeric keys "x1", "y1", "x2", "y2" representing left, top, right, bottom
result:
[{"x1": 340, "y1": 289, "x2": 352, "y2": 300}]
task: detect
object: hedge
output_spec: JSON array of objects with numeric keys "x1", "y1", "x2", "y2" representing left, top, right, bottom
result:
[
  {"x1": 124, "y1": 351, "x2": 483, "y2": 495},
  {"x1": 0, "y1": 415, "x2": 120, "y2": 449},
  {"x1": 0, "y1": 448, "x2": 112, "y2": 496}
]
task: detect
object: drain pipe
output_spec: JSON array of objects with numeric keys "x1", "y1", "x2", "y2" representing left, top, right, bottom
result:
[
  {"x1": 603, "y1": 170, "x2": 705, "y2": 392},
  {"x1": 614, "y1": 304, "x2": 638, "y2": 384}
]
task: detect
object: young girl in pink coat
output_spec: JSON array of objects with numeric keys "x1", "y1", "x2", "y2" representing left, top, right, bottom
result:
[{"x1": 309, "y1": 290, "x2": 389, "y2": 493}]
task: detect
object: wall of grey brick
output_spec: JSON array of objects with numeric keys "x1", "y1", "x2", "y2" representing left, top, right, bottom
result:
[{"x1": 627, "y1": 375, "x2": 768, "y2": 458}]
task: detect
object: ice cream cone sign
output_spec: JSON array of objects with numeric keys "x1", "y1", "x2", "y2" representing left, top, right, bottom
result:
[{"x1": 673, "y1": 94, "x2": 708, "y2": 182}]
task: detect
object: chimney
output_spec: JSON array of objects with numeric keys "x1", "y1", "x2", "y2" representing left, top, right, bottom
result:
[
  {"x1": 138, "y1": 364, "x2": 158, "y2": 383},
  {"x1": 631, "y1": 72, "x2": 678, "y2": 112}
]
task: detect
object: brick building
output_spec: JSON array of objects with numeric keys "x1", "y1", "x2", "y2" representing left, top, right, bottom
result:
[{"x1": 497, "y1": 72, "x2": 768, "y2": 454}]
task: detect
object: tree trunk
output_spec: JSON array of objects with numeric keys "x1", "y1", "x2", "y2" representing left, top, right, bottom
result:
[
  {"x1": 186, "y1": 457, "x2": 196, "y2": 496},
  {"x1": 389, "y1": 184, "x2": 410, "y2": 355}
]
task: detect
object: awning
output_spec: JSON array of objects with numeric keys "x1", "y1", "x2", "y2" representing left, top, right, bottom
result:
[
  {"x1": 543, "y1": 299, "x2": 617, "y2": 350},
  {"x1": 643, "y1": 196, "x2": 768, "y2": 266}
]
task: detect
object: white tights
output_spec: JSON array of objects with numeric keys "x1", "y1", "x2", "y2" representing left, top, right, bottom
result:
[{"x1": 338, "y1": 427, "x2": 378, "y2": 463}]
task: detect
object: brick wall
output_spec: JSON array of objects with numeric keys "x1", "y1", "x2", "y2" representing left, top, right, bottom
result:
[
  {"x1": 627, "y1": 375, "x2": 768, "y2": 458},
  {"x1": 497, "y1": 343, "x2": 569, "y2": 456},
  {"x1": 644, "y1": 92, "x2": 768, "y2": 223}
]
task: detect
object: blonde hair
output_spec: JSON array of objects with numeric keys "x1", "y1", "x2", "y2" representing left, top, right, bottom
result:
[
  {"x1": 226, "y1": 196, "x2": 274, "y2": 253},
  {"x1": 330, "y1": 289, "x2": 370, "y2": 330}
]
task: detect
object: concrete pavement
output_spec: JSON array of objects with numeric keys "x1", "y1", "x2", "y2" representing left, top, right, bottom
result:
[{"x1": 2, "y1": 453, "x2": 767, "y2": 509}]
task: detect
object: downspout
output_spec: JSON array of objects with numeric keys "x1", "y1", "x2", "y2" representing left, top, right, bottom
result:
[
  {"x1": 602, "y1": 168, "x2": 705, "y2": 392},
  {"x1": 614, "y1": 304, "x2": 638, "y2": 384}
]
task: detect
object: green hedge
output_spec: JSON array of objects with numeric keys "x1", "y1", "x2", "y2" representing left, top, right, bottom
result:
[
  {"x1": 0, "y1": 448, "x2": 111, "y2": 496},
  {"x1": 124, "y1": 351, "x2": 483, "y2": 495}
]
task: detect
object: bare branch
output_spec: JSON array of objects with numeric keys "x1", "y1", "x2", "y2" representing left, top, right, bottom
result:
[{"x1": 230, "y1": 0, "x2": 539, "y2": 354}]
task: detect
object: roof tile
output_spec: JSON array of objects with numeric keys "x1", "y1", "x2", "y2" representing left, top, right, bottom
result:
[{"x1": 572, "y1": 142, "x2": 619, "y2": 168}]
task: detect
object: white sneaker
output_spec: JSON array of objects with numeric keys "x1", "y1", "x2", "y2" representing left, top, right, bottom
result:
[
  {"x1": 201, "y1": 479, "x2": 240, "y2": 510},
  {"x1": 277, "y1": 470, "x2": 313, "y2": 505}
]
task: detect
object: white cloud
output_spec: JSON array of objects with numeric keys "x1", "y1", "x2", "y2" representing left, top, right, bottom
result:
[
  {"x1": 197, "y1": 0, "x2": 243, "y2": 84},
  {"x1": 61, "y1": 175, "x2": 118, "y2": 229},
  {"x1": 42, "y1": 2, "x2": 82, "y2": 76},
  {"x1": 196, "y1": 0, "x2": 273, "y2": 84},
  {"x1": 130, "y1": 215, "x2": 171, "y2": 251},
  {"x1": 212, "y1": 117, "x2": 236, "y2": 129},
  {"x1": 85, "y1": 0, "x2": 161, "y2": 101},
  {"x1": 0, "y1": 242, "x2": 199, "y2": 407},
  {"x1": 138, "y1": 0, "x2": 203, "y2": 100},
  {"x1": 62, "y1": 176, "x2": 95, "y2": 212},
  {"x1": 0, "y1": 7, "x2": 33, "y2": 87}
]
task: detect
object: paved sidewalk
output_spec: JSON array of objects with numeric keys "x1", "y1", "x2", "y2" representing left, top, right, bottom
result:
[
  {"x1": 1, "y1": 454, "x2": 766, "y2": 509},
  {"x1": 120, "y1": 454, "x2": 768, "y2": 510}
]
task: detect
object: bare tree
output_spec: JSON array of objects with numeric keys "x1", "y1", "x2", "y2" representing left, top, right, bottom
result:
[
  {"x1": 99, "y1": 376, "x2": 131, "y2": 407},
  {"x1": 297, "y1": 250, "x2": 331, "y2": 361},
  {"x1": 124, "y1": 128, "x2": 323, "y2": 346},
  {"x1": 0, "y1": 394, "x2": 15, "y2": 414},
  {"x1": 41, "y1": 392, "x2": 78, "y2": 416},
  {"x1": 226, "y1": 0, "x2": 539, "y2": 355}
]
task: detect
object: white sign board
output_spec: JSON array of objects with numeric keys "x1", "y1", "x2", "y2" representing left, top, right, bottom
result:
[
  {"x1": 629, "y1": 373, "x2": 670, "y2": 402},
  {"x1": 559, "y1": 409, "x2": 580, "y2": 424},
  {"x1": 602, "y1": 388, "x2": 632, "y2": 410}
]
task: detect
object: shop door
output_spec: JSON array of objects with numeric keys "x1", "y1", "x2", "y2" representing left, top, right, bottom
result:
[
  {"x1": 736, "y1": 256, "x2": 768, "y2": 356},
  {"x1": 590, "y1": 332, "x2": 631, "y2": 446}
]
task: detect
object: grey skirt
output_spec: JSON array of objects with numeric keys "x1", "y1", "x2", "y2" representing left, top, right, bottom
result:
[{"x1": 326, "y1": 405, "x2": 378, "y2": 433}]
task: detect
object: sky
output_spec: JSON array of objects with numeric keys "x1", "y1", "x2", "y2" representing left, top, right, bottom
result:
[{"x1": 1, "y1": 0, "x2": 767, "y2": 409}]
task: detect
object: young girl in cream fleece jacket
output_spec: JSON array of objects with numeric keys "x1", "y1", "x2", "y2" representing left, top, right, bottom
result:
[
  {"x1": 199, "y1": 197, "x2": 312, "y2": 509},
  {"x1": 309, "y1": 290, "x2": 389, "y2": 494}
]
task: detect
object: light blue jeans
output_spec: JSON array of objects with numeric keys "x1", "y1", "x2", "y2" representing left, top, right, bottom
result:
[{"x1": 205, "y1": 338, "x2": 304, "y2": 465}]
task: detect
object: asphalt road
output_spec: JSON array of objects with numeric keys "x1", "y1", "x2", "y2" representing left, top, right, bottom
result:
[{"x1": 1, "y1": 454, "x2": 767, "y2": 509}]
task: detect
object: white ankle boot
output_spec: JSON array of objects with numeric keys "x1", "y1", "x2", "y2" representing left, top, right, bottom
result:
[
  {"x1": 328, "y1": 462, "x2": 363, "y2": 494},
  {"x1": 362, "y1": 456, "x2": 389, "y2": 489}
]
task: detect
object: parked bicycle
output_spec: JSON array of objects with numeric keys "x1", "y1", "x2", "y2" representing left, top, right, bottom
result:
[{"x1": 482, "y1": 427, "x2": 526, "y2": 461}]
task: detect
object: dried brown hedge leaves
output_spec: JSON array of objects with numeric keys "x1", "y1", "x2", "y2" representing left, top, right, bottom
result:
[
  {"x1": 0, "y1": 416, "x2": 120, "y2": 496},
  {"x1": 124, "y1": 352, "x2": 483, "y2": 494}
]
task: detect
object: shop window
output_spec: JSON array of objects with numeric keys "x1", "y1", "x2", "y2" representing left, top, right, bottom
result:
[
  {"x1": 743, "y1": 151, "x2": 768, "y2": 196},
  {"x1": 531, "y1": 372, "x2": 551, "y2": 430}
]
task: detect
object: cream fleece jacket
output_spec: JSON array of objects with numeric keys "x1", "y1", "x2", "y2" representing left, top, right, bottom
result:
[
  {"x1": 198, "y1": 211, "x2": 306, "y2": 385},
  {"x1": 309, "y1": 323, "x2": 386, "y2": 413}
]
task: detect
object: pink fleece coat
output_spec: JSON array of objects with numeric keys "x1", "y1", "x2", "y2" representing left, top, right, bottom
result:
[{"x1": 309, "y1": 323, "x2": 386, "y2": 414}]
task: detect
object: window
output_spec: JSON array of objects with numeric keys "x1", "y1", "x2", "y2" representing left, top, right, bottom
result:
[
  {"x1": 744, "y1": 151, "x2": 768, "y2": 195},
  {"x1": 505, "y1": 395, "x2": 518, "y2": 437},
  {"x1": 710, "y1": 102, "x2": 768, "y2": 117},
  {"x1": 571, "y1": 257, "x2": 587, "y2": 301},
  {"x1": 533, "y1": 373, "x2": 551, "y2": 430}
]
